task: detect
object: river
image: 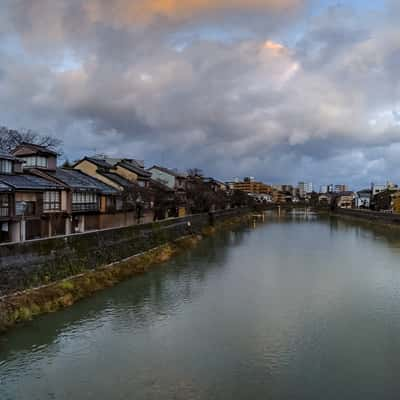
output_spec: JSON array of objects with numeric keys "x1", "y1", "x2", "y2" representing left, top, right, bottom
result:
[{"x1": 2, "y1": 213, "x2": 400, "y2": 399}]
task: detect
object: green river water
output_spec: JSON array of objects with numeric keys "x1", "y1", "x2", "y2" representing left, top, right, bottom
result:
[{"x1": 1, "y1": 213, "x2": 400, "y2": 399}]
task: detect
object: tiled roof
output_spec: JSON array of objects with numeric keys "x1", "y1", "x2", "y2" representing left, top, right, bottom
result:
[
  {"x1": 0, "y1": 150, "x2": 20, "y2": 161},
  {"x1": 99, "y1": 157, "x2": 144, "y2": 168},
  {"x1": 335, "y1": 191, "x2": 355, "y2": 196},
  {"x1": 117, "y1": 160, "x2": 152, "y2": 178},
  {"x1": 149, "y1": 179, "x2": 174, "y2": 192},
  {"x1": 48, "y1": 168, "x2": 118, "y2": 194},
  {"x1": 12, "y1": 142, "x2": 58, "y2": 157},
  {"x1": 101, "y1": 172, "x2": 138, "y2": 190},
  {"x1": 148, "y1": 165, "x2": 186, "y2": 178},
  {"x1": 97, "y1": 155, "x2": 144, "y2": 168},
  {"x1": 0, "y1": 174, "x2": 63, "y2": 190},
  {"x1": 83, "y1": 157, "x2": 114, "y2": 170},
  {"x1": 127, "y1": 159, "x2": 145, "y2": 168},
  {"x1": 84, "y1": 156, "x2": 151, "y2": 178},
  {"x1": 0, "y1": 181, "x2": 12, "y2": 192}
]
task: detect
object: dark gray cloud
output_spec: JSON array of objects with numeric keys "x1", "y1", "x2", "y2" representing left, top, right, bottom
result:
[{"x1": 0, "y1": 0, "x2": 400, "y2": 188}]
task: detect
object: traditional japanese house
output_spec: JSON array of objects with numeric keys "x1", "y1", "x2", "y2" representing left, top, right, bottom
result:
[
  {"x1": 73, "y1": 156, "x2": 154, "y2": 223},
  {"x1": 42, "y1": 168, "x2": 122, "y2": 232},
  {"x1": 12, "y1": 142, "x2": 58, "y2": 171},
  {"x1": 149, "y1": 179, "x2": 177, "y2": 220},
  {"x1": 148, "y1": 165, "x2": 187, "y2": 216},
  {"x1": 0, "y1": 172, "x2": 65, "y2": 241},
  {"x1": 12, "y1": 143, "x2": 131, "y2": 232},
  {"x1": 0, "y1": 181, "x2": 13, "y2": 242},
  {"x1": 0, "y1": 149, "x2": 67, "y2": 241},
  {"x1": 74, "y1": 156, "x2": 152, "y2": 188}
]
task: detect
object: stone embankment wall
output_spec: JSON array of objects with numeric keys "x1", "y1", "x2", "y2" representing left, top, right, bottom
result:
[
  {"x1": 333, "y1": 208, "x2": 400, "y2": 225},
  {"x1": 0, "y1": 209, "x2": 248, "y2": 297}
]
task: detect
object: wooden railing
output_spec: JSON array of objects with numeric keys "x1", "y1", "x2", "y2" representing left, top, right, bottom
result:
[{"x1": 72, "y1": 203, "x2": 99, "y2": 212}]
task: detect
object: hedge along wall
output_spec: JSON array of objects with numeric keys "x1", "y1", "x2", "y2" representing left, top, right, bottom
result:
[{"x1": 0, "y1": 209, "x2": 249, "y2": 296}]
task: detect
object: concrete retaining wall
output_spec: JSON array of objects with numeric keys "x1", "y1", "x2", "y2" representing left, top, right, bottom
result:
[
  {"x1": 0, "y1": 208, "x2": 248, "y2": 296},
  {"x1": 333, "y1": 208, "x2": 400, "y2": 225}
]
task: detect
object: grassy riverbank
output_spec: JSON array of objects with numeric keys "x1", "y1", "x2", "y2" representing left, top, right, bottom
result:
[{"x1": 0, "y1": 213, "x2": 252, "y2": 333}]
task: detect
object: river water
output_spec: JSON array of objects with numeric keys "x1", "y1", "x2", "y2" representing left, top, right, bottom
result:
[{"x1": 2, "y1": 213, "x2": 400, "y2": 399}]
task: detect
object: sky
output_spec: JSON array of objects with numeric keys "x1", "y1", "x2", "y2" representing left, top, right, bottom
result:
[{"x1": 0, "y1": 0, "x2": 399, "y2": 189}]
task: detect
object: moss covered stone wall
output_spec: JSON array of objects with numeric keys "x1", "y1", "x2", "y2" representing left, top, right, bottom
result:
[{"x1": 0, "y1": 209, "x2": 248, "y2": 296}]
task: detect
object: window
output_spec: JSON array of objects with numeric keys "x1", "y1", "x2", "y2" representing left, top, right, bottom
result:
[
  {"x1": 106, "y1": 196, "x2": 123, "y2": 211},
  {"x1": 15, "y1": 201, "x2": 36, "y2": 216},
  {"x1": 23, "y1": 156, "x2": 48, "y2": 168},
  {"x1": 43, "y1": 191, "x2": 61, "y2": 211},
  {"x1": 0, "y1": 195, "x2": 9, "y2": 217},
  {"x1": 0, "y1": 160, "x2": 12, "y2": 174},
  {"x1": 116, "y1": 197, "x2": 123, "y2": 211},
  {"x1": 72, "y1": 191, "x2": 98, "y2": 212},
  {"x1": 106, "y1": 196, "x2": 115, "y2": 211}
]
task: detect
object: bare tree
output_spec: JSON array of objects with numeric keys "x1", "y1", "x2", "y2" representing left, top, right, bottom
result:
[
  {"x1": 61, "y1": 159, "x2": 72, "y2": 168},
  {"x1": 230, "y1": 189, "x2": 254, "y2": 208},
  {"x1": 187, "y1": 168, "x2": 203, "y2": 178},
  {"x1": 0, "y1": 127, "x2": 63, "y2": 154},
  {"x1": 185, "y1": 175, "x2": 226, "y2": 213},
  {"x1": 149, "y1": 180, "x2": 179, "y2": 220}
]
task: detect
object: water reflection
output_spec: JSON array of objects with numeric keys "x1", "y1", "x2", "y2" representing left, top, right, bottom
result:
[
  {"x1": 0, "y1": 229, "x2": 248, "y2": 363},
  {"x1": 2, "y1": 217, "x2": 400, "y2": 399}
]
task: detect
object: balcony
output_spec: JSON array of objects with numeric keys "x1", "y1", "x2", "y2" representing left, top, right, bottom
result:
[
  {"x1": 72, "y1": 202, "x2": 99, "y2": 212},
  {"x1": 43, "y1": 202, "x2": 61, "y2": 212},
  {"x1": 0, "y1": 206, "x2": 9, "y2": 217}
]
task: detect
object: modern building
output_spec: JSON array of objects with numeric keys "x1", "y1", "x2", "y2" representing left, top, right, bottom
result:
[
  {"x1": 229, "y1": 178, "x2": 272, "y2": 195},
  {"x1": 272, "y1": 190, "x2": 287, "y2": 204},
  {"x1": 371, "y1": 183, "x2": 387, "y2": 197},
  {"x1": 252, "y1": 193, "x2": 272, "y2": 203},
  {"x1": 298, "y1": 182, "x2": 313, "y2": 197},
  {"x1": 370, "y1": 183, "x2": 390, "y2": 209},
  {"x1": 374, "y1": 188, "x2": 400, "y2": 212},
  {"x1": 318, "y1": 193, "x2": 335, "y2": 206},
  {"x1": 355, "y1": 189, "x2": 371, "y2": 209},
  {"x1": 319, "y1": 185, "x2": 328, "y2": 194},
  {"x1": 334, "y1": 184, "x2": 348, "y2": 193},
  {"x1": 334, "y1": 192, "x2": 355, "y2": 209}
]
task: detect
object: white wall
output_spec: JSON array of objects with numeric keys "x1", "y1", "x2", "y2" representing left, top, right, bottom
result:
[{"x1": 149, "y1": 169, "x2": 175, "y2": 189}]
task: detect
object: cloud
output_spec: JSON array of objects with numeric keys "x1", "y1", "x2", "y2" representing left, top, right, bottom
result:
[
  {"x1": 84, "y1": 0, "x2": 303, "y2": 26},
  {"x1": 1, "y1": 1, "x2": 400, "y2": 188},
  {"x1": 1, "y1": 0, "x2": 303, "y2": 52}
]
